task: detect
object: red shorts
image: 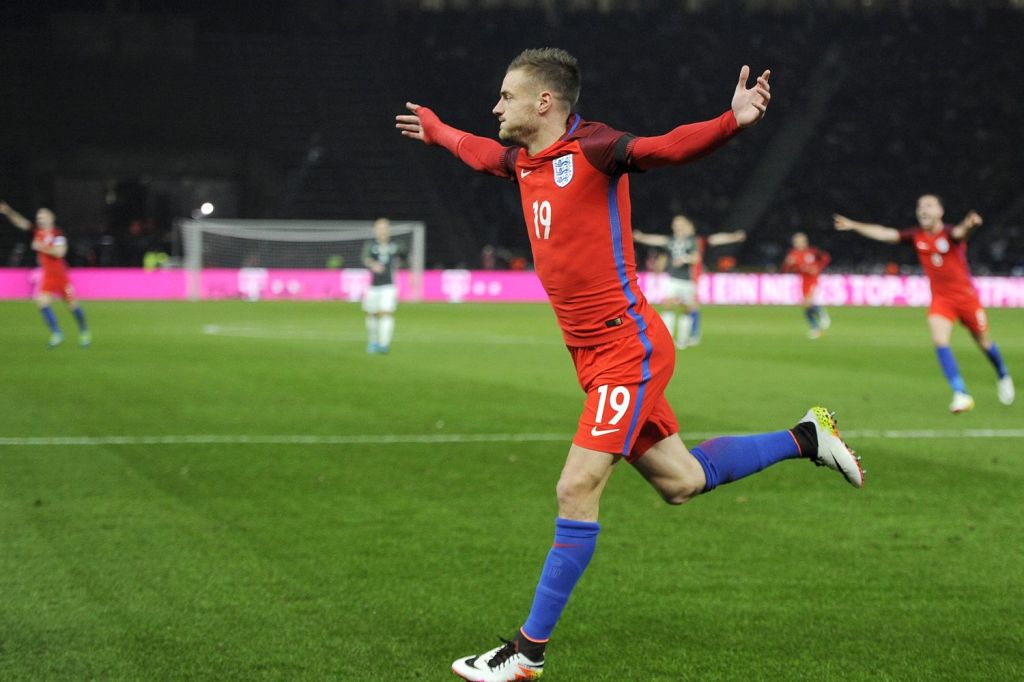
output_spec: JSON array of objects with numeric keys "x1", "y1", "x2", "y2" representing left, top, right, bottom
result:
[
  {"x1": 568, "y1": 316, "x2": 679, "y2": 462},
  {"x1": 801, "y1": 275, "x2": 819, "y2": 299},
  {"x1": 929, "y1": 294, "x2": 988, "y2": 335},
  {"x1": 38, "y1": 273, "x2": 75, "y2": 300}
]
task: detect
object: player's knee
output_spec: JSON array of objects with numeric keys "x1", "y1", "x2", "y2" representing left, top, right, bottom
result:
[{"x1": 555, "y1": 472, "x2": 597, "y2": 508}]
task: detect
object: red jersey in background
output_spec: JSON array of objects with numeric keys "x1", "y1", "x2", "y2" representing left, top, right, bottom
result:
[
  {"x1": 898, "y1": 224, "x2": 986, "y2": 333},
  {"x1": 32, "y1": 226, "x2": 72, "y2": 297},
  {"x1": 898, "y1": 225, "x2": 977, "y2": 301},
  {"x1": 783, "y1": 246, "x2": 831, "y2": 297}
]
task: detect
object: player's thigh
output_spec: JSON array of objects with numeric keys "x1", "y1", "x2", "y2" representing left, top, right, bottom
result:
[
  {"x1": 377, "y1": 284, "x2": 398, "y2": 313},
  {"x1": 364, "y1": 285, "x2": 398, "y2": 314},
  {"x1": 630, "y1": 432, "x2": 707, "y2": 504},
  {"x1": 61, "y1": 282, "x2": 77, "y2": 305},
  {"x1": 666, "y1": 279, "x2": 696, "y2": 307},
  {"x1": 571, "y1": 322, "x2": 675, "y2": 458},
  {"x1": 927, "y1": 311, "x2": 955, "y2": 346},
  {"x1": 34, "y1": 291, "x2": 54, "y2": 308},
  {"x1": 629, "y1": 393, "x2": 679, "y2": 460},
  {"x1": 957, "y1": 301, "x2": 989, "y2": 339}
]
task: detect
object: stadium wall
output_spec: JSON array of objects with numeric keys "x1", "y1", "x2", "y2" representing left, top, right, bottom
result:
[{"x1": 1, "y1": 269, "x2": 1024, "y2": 307}]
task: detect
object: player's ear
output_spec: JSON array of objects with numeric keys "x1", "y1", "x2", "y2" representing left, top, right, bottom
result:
[{"x1": 536, "y1": 90, "x2": 553, "y2": 115}]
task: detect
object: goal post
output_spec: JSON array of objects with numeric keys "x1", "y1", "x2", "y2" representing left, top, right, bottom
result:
[{"x1": 178, "y1": 219, "x2": 425, "y2": 301}]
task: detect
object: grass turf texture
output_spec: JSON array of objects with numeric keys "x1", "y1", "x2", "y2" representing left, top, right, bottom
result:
[{"x1": 1, "y1": 300, "x2": 1022, "y2": 681}]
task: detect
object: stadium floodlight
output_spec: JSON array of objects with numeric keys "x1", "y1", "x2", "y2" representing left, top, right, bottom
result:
[{"x1": 178, "y1": 218, "x2": 425, "y2": 301}]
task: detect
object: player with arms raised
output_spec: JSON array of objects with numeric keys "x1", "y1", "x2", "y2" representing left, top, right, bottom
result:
[
  {"x1": 398, "y1": 48, "x2": 863, "y2": 681},
  {"x1": 835, "y1": 194, "x2": 1014, "y2": 412},
  {"x1": 634, "y1": 214, "x2": 745, "y2": 348},
  {"x1": 782, "y1": 231, "x2": 831, "y2": 338},
  {"x1": 1, "y1": 201, "x2": 90, "y2": 348}
]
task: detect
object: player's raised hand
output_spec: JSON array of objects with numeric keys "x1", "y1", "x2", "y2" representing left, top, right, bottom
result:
[
  {"x1": 963, "y1": 211, "x2": 983, "y2": 228},
  {"x1": 732, "y1": 65, "x2": 771, "y2": 128},
  {"x1": 833, "y1": 214, "x2": 856, "y2": 231},
  {"x1": 395, "y1": 102, "x2": 443, "y2": 145}
]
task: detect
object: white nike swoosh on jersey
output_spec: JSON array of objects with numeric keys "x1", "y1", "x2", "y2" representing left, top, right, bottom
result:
[
  {"x1": 520, "y1": 169, "x2": 533, "y2": 178},
  {"x1": 590, "y1": 426, "x2": 620, "y2": 437}
]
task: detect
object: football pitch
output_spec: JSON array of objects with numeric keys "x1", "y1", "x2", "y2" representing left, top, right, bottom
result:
[{"x1": 1, "y1": 300, "x2": 1022, "y2": 681}]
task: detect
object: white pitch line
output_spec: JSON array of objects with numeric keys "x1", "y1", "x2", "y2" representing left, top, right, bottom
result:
[
  {"x1": 1, "y1": 429, "x2": 1023, "y2": 447},
  {"x1": 200, "y1": 325, "x2": 555, "y2": 346}
]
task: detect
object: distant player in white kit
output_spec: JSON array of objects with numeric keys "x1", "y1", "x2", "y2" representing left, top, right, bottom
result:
[
  {"x1": 633, "y1": 214, "x2": 744, "y2": 348},
  {"x1": 361, "y1": 217, "x2": 404, "y2": 354}
]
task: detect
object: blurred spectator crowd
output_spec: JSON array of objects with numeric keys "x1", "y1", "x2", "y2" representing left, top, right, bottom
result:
[{"x1": 1, "y1": 2, "x2": 1022, "y2": 275}]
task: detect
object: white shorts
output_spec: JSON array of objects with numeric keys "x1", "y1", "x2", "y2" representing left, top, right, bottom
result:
[
  {"x1": 362, "y1": 284, "x2": 398, "y2": 314},
  {"x1": 664, "y1": 277, "x2": 697, "y2": 306}
]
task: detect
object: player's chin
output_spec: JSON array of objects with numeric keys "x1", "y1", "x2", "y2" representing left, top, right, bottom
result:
[{"x1": 498, "y1": 127, "x2": 525, "y2": 147}]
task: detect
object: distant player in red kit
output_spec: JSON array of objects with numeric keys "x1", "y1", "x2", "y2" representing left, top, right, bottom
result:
[
  {"x1": 835, "y1": 194, "x2": 1014, "y2": 413},
  {"x1": 1, "y1": 201, "x2": 91, "y2": 348},
  {"x1": 397, "y1": 48, "x2": 863, "y2": 681},
  {"x1": 782, "y1": 232, "x2": 831, "y2": 339}
]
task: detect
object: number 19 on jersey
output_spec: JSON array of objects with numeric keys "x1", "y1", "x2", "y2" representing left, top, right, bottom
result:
[{"x1": 532, "y1": 200, "x2": 551, "y2": 240}]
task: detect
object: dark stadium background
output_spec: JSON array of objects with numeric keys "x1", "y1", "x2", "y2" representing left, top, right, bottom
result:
[{"x1": 1, "y1": 0, "x2": 1021, "y2": 274}]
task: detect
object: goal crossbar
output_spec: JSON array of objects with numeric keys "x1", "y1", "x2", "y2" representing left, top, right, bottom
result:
[{"x1": 178, "y1": 219, "x2": 426, "y2": 301}]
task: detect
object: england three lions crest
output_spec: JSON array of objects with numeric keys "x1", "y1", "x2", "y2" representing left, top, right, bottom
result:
[{"x1": 552, "y1": 154, "x2": 574, "y2": 188}]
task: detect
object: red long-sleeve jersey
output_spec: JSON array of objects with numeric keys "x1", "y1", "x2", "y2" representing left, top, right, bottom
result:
[
  {"x1": 420, "y1": 108, "x2": 740, "y2": 345},
  {"x1": 898, "y1": 225, "x2": 977, "y2": 301},
  {"x1": 32, "y1": 226, "x2": 69, "y2": 279},
  {"x1": 783, "y1": 247, "x2": 830, "y2": 277}
]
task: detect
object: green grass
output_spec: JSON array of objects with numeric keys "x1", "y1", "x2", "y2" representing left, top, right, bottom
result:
[{"x1": 1, "y1": 300, "x2": 1022, "y2": 681}]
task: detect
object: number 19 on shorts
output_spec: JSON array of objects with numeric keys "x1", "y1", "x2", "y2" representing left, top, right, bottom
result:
[
  {"x1": 532, "y1": 200, "x2": 551, "y2": 239},
  {"x1": 595, "y1": 384, "x2": 630, "y2": 425}
]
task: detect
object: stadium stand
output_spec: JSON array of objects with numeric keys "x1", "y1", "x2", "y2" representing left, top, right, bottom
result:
[{"x1": 0, "y1": 2, "x2": 1021, "y2": 273}]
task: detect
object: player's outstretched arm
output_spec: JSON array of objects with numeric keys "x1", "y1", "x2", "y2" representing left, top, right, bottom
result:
[
  {"x1": 0, "y1": 201, "x2": 31, "y2": 230},
  {"x1": 833, "y1": 214, "x2": 900, "y2": 244},
  {"x1": 951, "y1": 211, "x2": 983, "y2": 240},
  {"x1": 632, "y1": 230, "x2": 670, "y2": 247},
  {"x1": 628, "y1": 66, "x2": 770, "y2": 171},
  {"x1": 395, "y1": 102, "x2": 511, "y2": 178},
  {"x1": 706, "y1": 229, "x2": 746, "y2": 246}
]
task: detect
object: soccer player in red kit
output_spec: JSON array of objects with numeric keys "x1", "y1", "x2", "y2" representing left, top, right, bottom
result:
[
  {"x1": 1, "y1": 201, "x2": 90, "y2": 348},
  {"x1": 783, "y1": 231, "x2": 831, "y2": 339},
  {"x1": 397, "y1": 48, "x2": 863, "y2": 681},
  {"x1": 835, "y1": 194, "x2": 1014, "y2": 412}
]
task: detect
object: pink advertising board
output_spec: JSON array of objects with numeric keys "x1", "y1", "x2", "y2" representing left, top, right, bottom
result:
[{"x1": 1, "y1": 268, "x2": 1023, "y2": 307}]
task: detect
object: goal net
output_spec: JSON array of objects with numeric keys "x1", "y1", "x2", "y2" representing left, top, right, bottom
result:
[{"x1": 178, "y1": 219, "x2": 425, "y2": 301}]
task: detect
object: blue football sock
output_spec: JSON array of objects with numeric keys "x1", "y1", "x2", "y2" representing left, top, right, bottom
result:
[
  {"x1": 690, "y1": 310, "x2": 701, "y2": 337},
  {"x1": 936, "y1": 346, "x2": 967, "y2": 393},
  {"x1": 72, "y1": 306, "x2": 88, "y2": 332},
  {"x1": 804, "y1": 306, "x2": 819, "y2": 329},
  {"x1": 521, "y1": 517, "x2": 600, "y2": 642},
  {"x1": 690, "y1": 430, "x2": 801, "y2": 492},
  {"x1": 983, "y1": 343, "x2": 1009, "y2": 379},
  {"x1": 40, "y1": 306, "x2": 61, "y2": 334}
]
